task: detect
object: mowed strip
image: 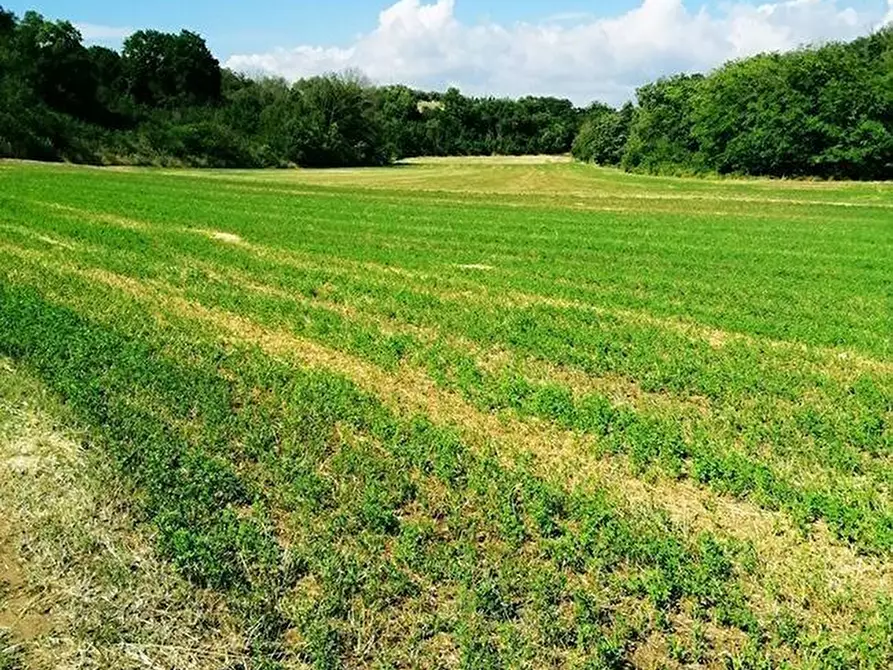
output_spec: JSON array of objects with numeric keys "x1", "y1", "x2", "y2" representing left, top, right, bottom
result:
[
  {"x1": 2, "y1": 247, "x2": 889, "y2": 650},
  {"x1": 5, "y1": 204, "x2": 889, "y2": 515},
  {"x1": 3, "y1": 233, "x2": 889, "y2": 506},
  {"x1": 1, "y1": 161, "x2": 891, "y2": 665},
  {"x1": 9, "y1": 172, "x2": 890, "y2": 378},
  {"x1": 64, "y1": 266, "x2": 893, "y2": 647},
  {"x1": 15, "y1": 199, "x2": 892, "y2": 388},
  {"x1": 3, "y1": 229, "x2": 892, "y2": 554},
  {"x1": 20, "y1": 196, "x2": 892, "y2": 369}
]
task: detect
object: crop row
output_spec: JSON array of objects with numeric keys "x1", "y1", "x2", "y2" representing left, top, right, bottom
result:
[
  {"x1": 3, "y1": 264, "x2": 891, "y2": 667},
  {"x1": 1, "y1": 163, "x2": 891, "y2": 667},
  {"x1": 2, "y1": 222, "x2": 890, "y2": 558},
  {"x1": 0, "y1": 279, "x2": 811, "y2": 668}
]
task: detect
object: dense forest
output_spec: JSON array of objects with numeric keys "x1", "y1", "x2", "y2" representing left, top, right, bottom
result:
[
  {"x1": 574, "y1": 28, "x2": 893, "y2": 180},
  {"x1": 1, "y1": 6, "x2": 891, "y2": 179}
]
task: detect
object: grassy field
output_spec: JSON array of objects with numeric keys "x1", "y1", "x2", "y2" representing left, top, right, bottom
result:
[{"x1": 0, "y1": 157, "x2": 891, "y2": 669}]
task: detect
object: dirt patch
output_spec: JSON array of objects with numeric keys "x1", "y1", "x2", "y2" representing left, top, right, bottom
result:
[
  {"x1": 0, "y1": 519, "x2": 51, "y2": 643},
  {"x1": 0, "y1": 420, "x2": 59, "y2": 649}
]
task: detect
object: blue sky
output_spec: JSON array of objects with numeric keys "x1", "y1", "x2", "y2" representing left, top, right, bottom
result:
[
  {"x1": 6, "y1": 0, "x2": 878, "y2": 53},
  {"x1": 5, "y1": 1, "x2": 678, "y2": 53},
  {"x1": 5, "y1": 0, "x2": 889, "y2": 103}
]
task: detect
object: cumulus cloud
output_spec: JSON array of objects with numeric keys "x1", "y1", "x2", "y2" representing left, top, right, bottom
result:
[
  {"x1": 225, "y1": 0, "x2": 886, "y2": 104},
  {"x1": 74, "y1": 22, "x2": 133, "y2": 42}
]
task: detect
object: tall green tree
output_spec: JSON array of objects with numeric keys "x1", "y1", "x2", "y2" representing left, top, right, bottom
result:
[
  {"x1": 689, "y1": 29, "x2": 893, "y2": 178},
  {"x1": 122, "y1": 29, "x2": 221, "y2": 107},
  {"x1": 376, "y1": 84, "x2": 427, "y2": 159},
  {"x1": 572, "y1": 102, "x2": 634, "y2": 166},
  {"x1": 622, "y1": 74, "x2": 704, "y2": 173},
  {"x1": 13, "y1": 11, "x2": 98, "y2": 120},
  {"x1": 2, "y1": 3, "x2": 890, "y2": 176},
  {"x1": 287, "y1": 72, "x2": 387, "y2": 167}
]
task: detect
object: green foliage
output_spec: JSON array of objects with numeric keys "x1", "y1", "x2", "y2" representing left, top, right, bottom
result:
[
  {"x1": 286, "y1": 73, "x2": 387, "y2": 167},
  {"x1": 4, "y1": 5, "x2": 888, "y2": 176},
  {"x1": 622, "y1": 74, "x2": 705, "y2": 173},
  {"x1": 122, "y1": 29, "x2": 221, "y2": 107},
  {"x1": 598, "y1": 28, "x2": 893, "y2": 179},
  {"x1": 571, "y1": 102, "x2": 633, "y2": 165},
  {"x1": 0, "y1": 8, "x2": 587, "y2": 167},
  {"x1": 690, "y1": 32, "x2": 893, "y2": 179},
  {"x1": 13, "y1": 12, "x2": 99, "y2": 120}
]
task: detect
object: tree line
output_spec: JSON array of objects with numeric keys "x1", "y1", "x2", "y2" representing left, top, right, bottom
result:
[
  {"x1": 1, "y1": 7, "x2": 890, "y2": 179},
  {"x1": 0, "y1": 9, "x2": 584, "y2": 168},
  {"x1": 574, "y1": 28, "x2": 892, "y2": 180}
]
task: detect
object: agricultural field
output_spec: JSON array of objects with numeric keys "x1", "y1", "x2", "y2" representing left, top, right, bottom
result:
[{"x1": 0, "y1": 156, "x2": 891, "y2": 669}]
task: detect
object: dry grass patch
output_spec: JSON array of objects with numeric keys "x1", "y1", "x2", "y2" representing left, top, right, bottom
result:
[
  {"x1": 197, "y1": 229, "x2": 246, "y2": 245},
  {"x1": 0, "y1": 358, "x2": 251, "y2": 670},
  {"x1": 33, "y1": 201, "x2": 148, "y2": 231}
]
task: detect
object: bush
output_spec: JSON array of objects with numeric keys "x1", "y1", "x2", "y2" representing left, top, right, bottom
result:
[{"x1": 572, "y1": 103, "x2": 634, "y2": 165}]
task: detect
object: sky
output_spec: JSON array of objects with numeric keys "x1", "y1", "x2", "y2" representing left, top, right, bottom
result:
[{"x1": 5, "y1": 0, "x2": 892, "y2": 104}]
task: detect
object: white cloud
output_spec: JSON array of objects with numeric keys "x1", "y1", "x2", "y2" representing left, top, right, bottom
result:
[
  {"x1": 225, "y1": 0, "x2": 886, "y2": 105},
  {"x1": 883, "y1": 0, "x2": 893, "y2": 26},
  {"x1": 74, "y1": 22, "x2": 133, "y2": 42}
]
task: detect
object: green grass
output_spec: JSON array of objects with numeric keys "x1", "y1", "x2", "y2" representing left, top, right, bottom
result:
[
  {"x1": 0, "y1": 631, "x2": 22, "y2": 670},
  {"x1": 0, "y1": 157, "x2": 891, "y2": 668}
]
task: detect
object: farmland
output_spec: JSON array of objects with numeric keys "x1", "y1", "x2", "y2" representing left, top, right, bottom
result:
[{"x1": 0, "y1": 157, "x2": 892, "y2": 669}]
